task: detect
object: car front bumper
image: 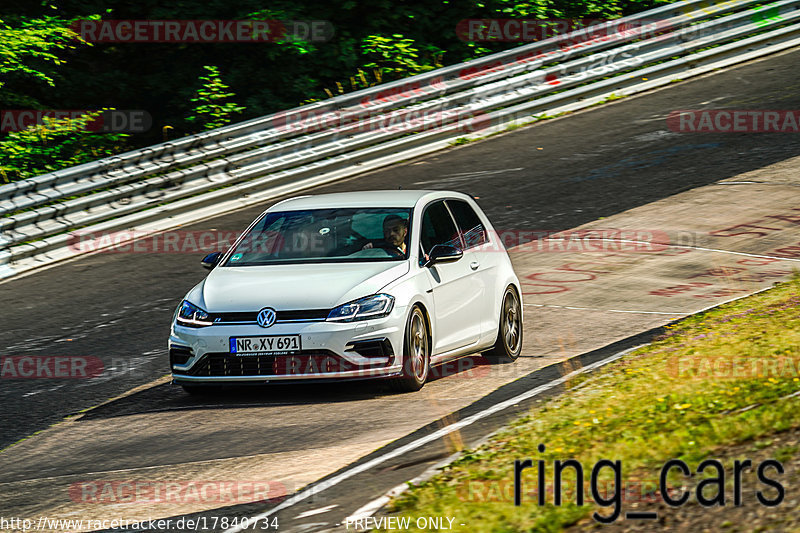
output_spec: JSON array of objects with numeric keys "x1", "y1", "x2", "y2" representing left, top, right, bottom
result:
[{"x1": 169, "y1": 308, "x2": 406, "y2": 383}]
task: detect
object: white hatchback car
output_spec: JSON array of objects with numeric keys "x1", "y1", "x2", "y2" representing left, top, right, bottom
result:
[{"x1": 169, "y1": 190, "x2": 522, "y2": 393}]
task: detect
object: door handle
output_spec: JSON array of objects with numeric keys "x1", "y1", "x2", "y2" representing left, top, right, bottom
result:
[{"x1": 470, "y1": 261, "x2": 480, "y2": 270}]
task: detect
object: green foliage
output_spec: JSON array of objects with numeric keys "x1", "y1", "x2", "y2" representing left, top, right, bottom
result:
[
  {"x1": 361, "y1": 34, "x2": 444, "y2": 80},
  {"x1": 0, "y1": 16, "x2": 86, "y2": 107},
  {"x1": 0, "y1": 110, "x2": 128, "y2": 183},
  {"x1": 0, "y1": 0, "x2": 670, "y2": 181},
  {"x1": 16, "y1": 0, "x2": 664, "y2": 131},
  {"x1": 186, "y1": 66, "x2": 246, "y2": 131}
]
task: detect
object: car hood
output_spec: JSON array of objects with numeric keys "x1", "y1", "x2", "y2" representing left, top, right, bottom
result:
[{"x1": 185, "y1": 261, "x2": 410, "y2": 312}]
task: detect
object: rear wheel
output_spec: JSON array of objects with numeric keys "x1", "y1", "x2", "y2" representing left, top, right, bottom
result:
[
  {"x1": 389, "y1": 306, "x2": 430, "y2": 392},
  {"x1": 484, "y1": 286, "x2": 522, "y2": 364}
]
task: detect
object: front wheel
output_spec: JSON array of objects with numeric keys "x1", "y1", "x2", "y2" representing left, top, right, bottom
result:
[
  {"x1": 389, "y1": 306, "x2": 430, "y2": 392},
  {"x1": 484, "y1": 286, "x2": 523, "y2": 364}
]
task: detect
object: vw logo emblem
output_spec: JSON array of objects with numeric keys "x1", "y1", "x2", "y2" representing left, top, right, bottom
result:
[{"x1": 256, "y1": 308, "x2": 277, "y2": 328}]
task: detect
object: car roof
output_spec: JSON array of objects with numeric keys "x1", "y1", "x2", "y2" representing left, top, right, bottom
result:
[{"x1": 268, "y1": 190, "x2": 472, "y2": 211}]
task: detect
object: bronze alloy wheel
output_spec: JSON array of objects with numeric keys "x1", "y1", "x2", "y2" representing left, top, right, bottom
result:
[
  {"x1": 484, "y1": 286, "x2": 523, "y2": 364},
  {"x1": 390, "y1": 306, "x2": 430, "y2": 391},
  {"x1": 502, "y1": 288, "x2": 521, "y2": 353}
]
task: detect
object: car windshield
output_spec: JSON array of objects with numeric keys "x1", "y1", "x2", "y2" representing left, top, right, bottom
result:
[{"x1": 223, "y1": 208, "x2": 413, "y2": 266}]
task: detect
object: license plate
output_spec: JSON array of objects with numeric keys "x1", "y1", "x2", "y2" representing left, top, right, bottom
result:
[{"x1": 230, "y1": 335, "x2": 301, "y2": 355}]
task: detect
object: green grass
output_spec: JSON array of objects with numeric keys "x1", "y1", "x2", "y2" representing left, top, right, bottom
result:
[{"x1": 386, "y1": 275, "x2": 800, "y2": 532}]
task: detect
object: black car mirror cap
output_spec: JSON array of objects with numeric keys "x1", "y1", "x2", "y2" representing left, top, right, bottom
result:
[
  {"x1": 201, "y1": 252, "x2": 223, "y2": 270},
  {"x1": 423, "y1": 244, "x2": 463, "y2": 268}
]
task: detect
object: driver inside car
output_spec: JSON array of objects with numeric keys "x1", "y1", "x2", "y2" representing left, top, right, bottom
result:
[{"x1": 362, "y1": 215, "x2": 408, "y2": 255}]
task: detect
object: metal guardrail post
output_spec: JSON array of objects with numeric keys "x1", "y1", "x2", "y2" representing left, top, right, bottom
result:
[{"x1": 0, "y1": 236, "x2": 14, "y2": 279}]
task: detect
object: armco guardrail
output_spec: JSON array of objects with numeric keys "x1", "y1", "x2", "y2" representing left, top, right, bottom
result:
[
  {"x1": 0, "y1": 0, "x2": 702, "y2": 214},
  {"x1": 2, "y1": 0, "x2": 800, "y2": 278}
]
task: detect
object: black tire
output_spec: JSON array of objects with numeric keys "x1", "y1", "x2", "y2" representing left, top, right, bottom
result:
[
  {"x1": 389, "y1": 306, "x2": 430, "y2": 392},
  {"x1": 484, "y1": 286, "x2": 523, "y2": 364}
]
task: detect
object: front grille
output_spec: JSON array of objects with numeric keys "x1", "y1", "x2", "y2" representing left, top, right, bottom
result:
[
  {"x1": 170, "y1": 346, "x2": 193, "y2": 366},
  {"x1": 186, "y1": 351, "x2": 386, "y2": 377},
  {"x1": 210, "y1": 312, "x2": 255, "y2": 322},
  {"x1": 207, "y1": 309, "x2": 330, "y2": 324},
  {"x1": 278, "y1": 309, "x2": 330, "y2": 321}
]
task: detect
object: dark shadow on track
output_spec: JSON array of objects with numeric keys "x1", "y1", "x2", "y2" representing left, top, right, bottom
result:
[
  {"x1": 78, "y1": 379, "x2": 396, "y2": 420},
  {"x1": 79, "y1": 355, "x2": 495, "y2": 420}
]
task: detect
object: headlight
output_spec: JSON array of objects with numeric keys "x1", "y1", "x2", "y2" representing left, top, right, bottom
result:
[
  {"x1": 176, "y1": 300, "x2": 212, "y2": 327},
  {"x1": 326, "y1": 294, "x2": 395, "y2": 322}
]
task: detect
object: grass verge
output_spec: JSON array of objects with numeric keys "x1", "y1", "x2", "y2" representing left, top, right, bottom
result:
[{"x1": 384, "y1": 275, "x2": 800, "y2": 532}]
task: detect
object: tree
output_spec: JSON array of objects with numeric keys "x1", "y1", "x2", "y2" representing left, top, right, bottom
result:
[
  {"x1": 0, "y1": 111, "x2": 128, "y2": 183},
  {"x1": 361, "y1": 34, "x2": 444, "y2": 80},
  {"x1": 0, "y1": 16, "x2": 84, "y2": 107},
  {"x1": 186, "y1": 66, "x2": 246, "y2": 131}
]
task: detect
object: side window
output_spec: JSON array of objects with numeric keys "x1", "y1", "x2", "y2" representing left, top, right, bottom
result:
[
  {"x1": 420, "y1": 201, "x2": 462, "y2": 254},
  {"x1": 447, "y1": 200, "x2": 487, "y2": 248}
]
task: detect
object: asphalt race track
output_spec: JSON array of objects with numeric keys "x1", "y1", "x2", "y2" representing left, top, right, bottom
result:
[{"x1": 2, "y1": 47, "x2": 800, "y2": 532}]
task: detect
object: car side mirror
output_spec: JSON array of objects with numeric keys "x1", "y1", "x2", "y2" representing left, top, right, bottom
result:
[
  {"x1": 201, "y1": 252, "x2": 222, "y2": 270},
  {"x1": 424, "y1": 245, "x2": 463, "y2": 268}
]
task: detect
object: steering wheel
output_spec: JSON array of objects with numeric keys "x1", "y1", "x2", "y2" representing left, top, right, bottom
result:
[{"x1": 374, "y1": 242, "x2": 405, "y2": 257}]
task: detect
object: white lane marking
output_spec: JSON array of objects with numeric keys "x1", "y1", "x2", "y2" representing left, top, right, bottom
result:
[
  {"x1": 608, "y1": 239, "x2": 800, "y2": 262},
  {"x1": 442, "y1": 168, "x2": 523, "y2": 177},
  {"x1": 524, "y1": 303, "x2": 679, "y2": 315},
  {"x1": 294, "y1": 504, "x2": 339, "y2": 519},
  {"x1": 345, "y1": 472, "x2": 446, "y2": 524},
  {"x1": 345, "y1": 496, "x2": 392, "y2": 525},
  {"x1": 345, "y1": 449, "x2": 461, "y2": 524},
  {"x1": 223, "y1": 344, "x2": 640, "y2": 533},
  {"x1": 413, "y1": 167, "x2": 523, "y2": 185}
]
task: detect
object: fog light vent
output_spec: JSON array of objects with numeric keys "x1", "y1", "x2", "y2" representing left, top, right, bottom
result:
[
  {"x1": 170, "y1": 346, "x2": 193, "y2": 366},
  {"x1": 345, "y1": 338, "x2": 394, "y2": 358}
]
